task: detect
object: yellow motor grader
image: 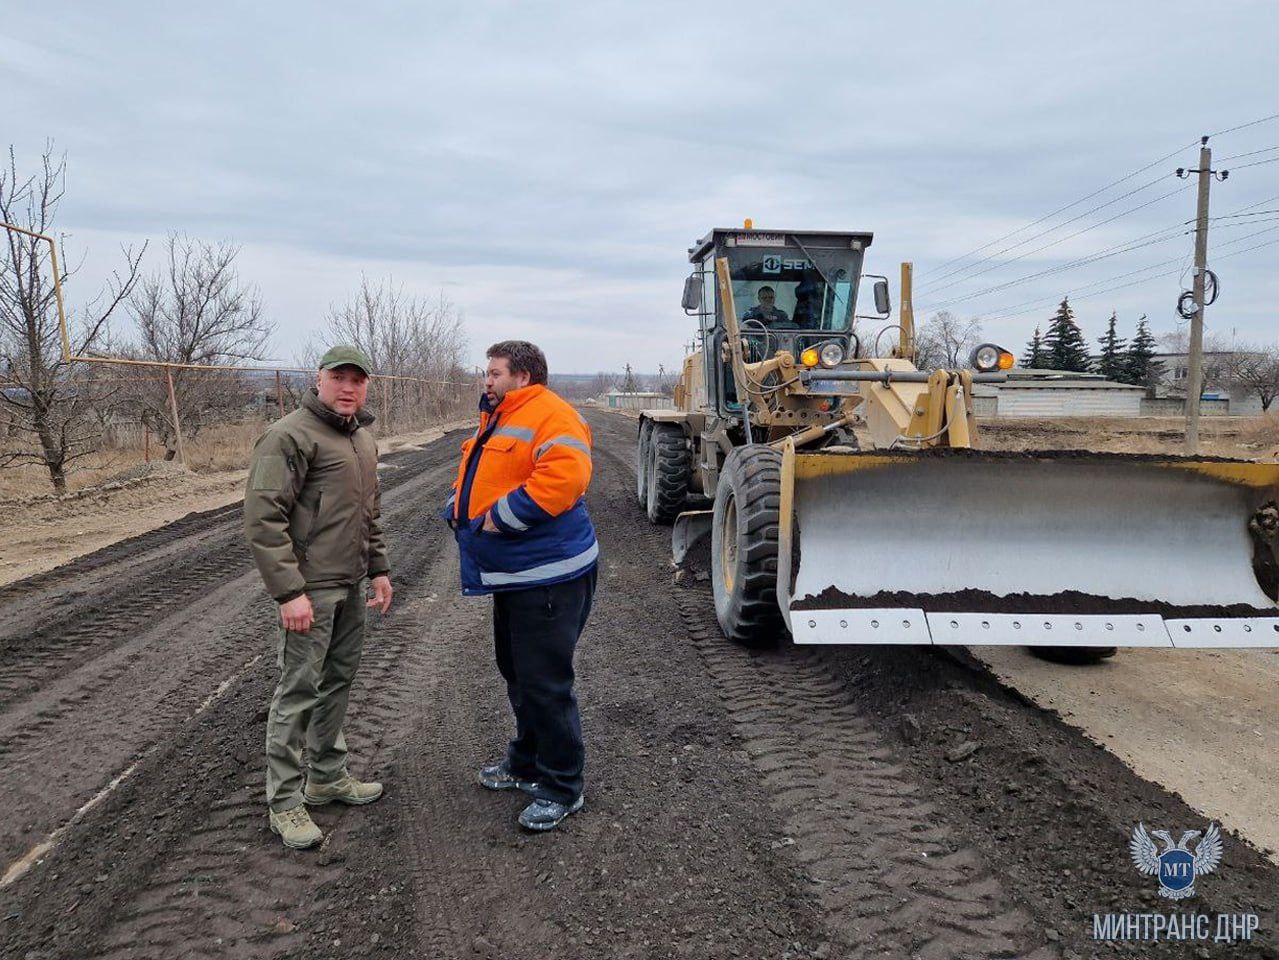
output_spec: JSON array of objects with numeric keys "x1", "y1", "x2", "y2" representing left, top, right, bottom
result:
[{"x1": 636, "y1": 225, "x2": 1279, "y2": 654}]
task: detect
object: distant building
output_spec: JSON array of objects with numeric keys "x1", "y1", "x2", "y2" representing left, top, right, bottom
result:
[
  {"x1": 1150, "y1": 351, "x2": 1263, "y2": 416},
  {"x1": 603, "y1": 389, "x2": 672, "y2": 411}
]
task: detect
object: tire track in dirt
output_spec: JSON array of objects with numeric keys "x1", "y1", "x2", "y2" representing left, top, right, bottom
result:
[
  {"x1": 91, "y1": 536, "x2": 456, "y2": 960},
  {"x1": 0, "y1": 439, "x2": 462, "y2": 709},
  {"x1": 588, "y1": 408, "x2": 1054, "y2": 959},
  {"x1": 0, "y1": 447, "x2": 461, "y2": 960},
  {"x1": 360, "y1": 411, "x2": 833, "y2": 960},
  {"x1": 0, "y1": 447, "x2": 460, "y2": 872},
  {"x1": 676, "y1": 588, "x2": 1057, "y2": 959}
]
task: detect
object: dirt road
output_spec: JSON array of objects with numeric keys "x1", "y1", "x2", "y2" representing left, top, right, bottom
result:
[{"x1": 2, "y1": 411, "x2": 1277, "y2": 959}]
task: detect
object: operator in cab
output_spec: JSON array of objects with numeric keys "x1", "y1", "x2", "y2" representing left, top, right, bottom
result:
[{"x1": 740, "y1": 286, "x2": 792, "y2": 326}]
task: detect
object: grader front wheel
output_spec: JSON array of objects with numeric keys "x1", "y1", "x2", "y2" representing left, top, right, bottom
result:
[{"x1": 711, "y1": 445, "x2": 785, "y2": 645}]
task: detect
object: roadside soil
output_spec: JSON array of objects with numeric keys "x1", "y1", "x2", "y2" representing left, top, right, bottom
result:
[
  {"x1": 976, "y1": 414, "x2": 1279, "y2": 460},
  {"x1": 0, "y1": 418, "x2": 472, "y2": 587},
  {"x1": 974, "y1": 646, "x2": 1279, "y2": 862},
  {"x1": 0, "y1": 409, "x2": 1275, "y2": 960}
]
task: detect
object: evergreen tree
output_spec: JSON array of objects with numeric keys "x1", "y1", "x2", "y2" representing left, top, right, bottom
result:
[
  {"x1": 1021, "y1": 326, "x2": 1047, "y2": 368},
  {"x1": 1096, "y1": 312, "x2": 1128, "y2": 381},
  {"x1": 1124, "y1": 315, "x2": 1161, "y2": 388},
  {"x1": 1042, "y1": 298, "x2": 1091, "y2": 372}
]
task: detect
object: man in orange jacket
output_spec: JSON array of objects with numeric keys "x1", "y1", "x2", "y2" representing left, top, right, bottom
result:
[{"x1": 446, "y1": 340, "x2": 597, "y2": 831}]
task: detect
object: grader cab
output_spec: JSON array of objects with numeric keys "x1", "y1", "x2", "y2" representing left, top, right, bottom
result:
[{"x1": 636, "y1": 225, "x2": 1279, "y2": 655}]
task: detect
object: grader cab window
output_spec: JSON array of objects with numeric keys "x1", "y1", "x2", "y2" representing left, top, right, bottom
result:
[{"x1": 729, "y1": 251, "x2": 856, "y2": 334}]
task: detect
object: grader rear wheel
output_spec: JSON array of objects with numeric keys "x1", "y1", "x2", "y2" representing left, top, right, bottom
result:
[
  {"x1": 646, "y1": 423, "x2": 689, "y2": 524},
  {"x1": 711, "y1": 445, "x2": 785, "y2": 645},
  {"x1": 635, "y1": 419, "x2": 653, "y2": 510}
]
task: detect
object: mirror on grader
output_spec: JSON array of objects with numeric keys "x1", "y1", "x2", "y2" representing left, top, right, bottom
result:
[
  {"x1": 636, "y1": 224, "x2": 1279, "y2": 662},
  {"x1": 681, "y1": 274, "x2": 703, "y2": 313},
  {"x1": 872, "y1": 277, "x2": 890, "y2": 315}
]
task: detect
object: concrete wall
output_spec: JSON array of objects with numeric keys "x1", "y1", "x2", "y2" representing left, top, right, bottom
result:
[
  {"x1": 606, "y1": 394, "x2": 673, "y2": 410},
  {"x1": 1140, "y1": 397, "x2": 1231, "y2": 417},
  {"x1": 995, "y1": 389, "x2": 1143, "y2": 418}
]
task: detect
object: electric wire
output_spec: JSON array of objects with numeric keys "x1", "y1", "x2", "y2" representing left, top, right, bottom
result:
[
  {"x1": 1227, "y1": 155, "x2": 1279, "y2": 171},
  {"x1": 1216, "y1": 144, "x2": 1279, "y2": 163},
  {"x1": 914, "y1": 139, "x2": 1200, "y2": 282},
  {"x1": 917, "y1": 182, "x2": 1192, "y2": 298},
  {"x1": 921, "y1": 194, "x2": 1279, "y2": 313},
  {"x1": 919, "y1": 224, "x2": 1188, "y2": 310},
  {"x1": 1208, "y1": 113, "x2": 1279, "y2": 138},
  {"x1": 916, "y1": 114, "x2": 1279, "y2": 293},
  {"x1": 916, "y1": 174, "x2": 1184, "y2": 292},
  {"x1": 980, "y1": 225, "x2": 1279, "y2": 321}
]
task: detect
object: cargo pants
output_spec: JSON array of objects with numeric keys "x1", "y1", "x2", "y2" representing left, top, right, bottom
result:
[{"x1": 265, "y1": 582, "x2": 365, "y2": 812}]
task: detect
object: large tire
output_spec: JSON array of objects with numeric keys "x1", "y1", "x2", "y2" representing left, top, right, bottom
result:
[
  {"x1": 646, "y1": 424, "x2": 689, "y2": 524},
  {"x1": 635, "y1": 419, "x2": 653, "y2": 510},
  {"x1": 711, "y1": 445, "x2": 785, "y2": 645}
]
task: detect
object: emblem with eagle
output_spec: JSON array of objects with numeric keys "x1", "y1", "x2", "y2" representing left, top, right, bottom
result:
[{"x1": 1130, "y1": 822, "x2": 1223, "y2": 899}]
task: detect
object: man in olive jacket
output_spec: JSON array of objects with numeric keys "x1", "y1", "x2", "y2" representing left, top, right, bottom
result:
[{"x1": 244, "y1": 345, "x2": 393, "y2": 850}]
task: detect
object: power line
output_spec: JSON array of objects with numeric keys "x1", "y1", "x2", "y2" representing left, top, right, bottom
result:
[
  {"x1": 917, "y1": 182, "x2": 1192, "y2": 297},
  {"x1": 918, "y1": 115, "x2": 1279, "y2": 289},
  {"x1": 917, "y1": 173, "x2": 1181, "y2": 291},
  {"x1": 1216, "y1": 144, "x2": 1279, "y2": 163},
  {"x1": 1208, "y1": 113, "x2": 1279, "y2": 138},
  {"x1": 923, "y1": 195, "x2": 1279, "y2": 312},
  {"x1": 1228, "y1": 155, "x2": 1279, "y2": 171},
  {"x1": 919, "y1": 223, "x2": 1189, "y2": 310},
  {"x1": 915, "y1": 139, "x2": 1200, "y2": 281},
  {"x1": 1209, "y1": 209, "x2": 1279, "y2": 220},
  {"x1": 974, "y1": 223, "x2": 1279, "y2": 321}
]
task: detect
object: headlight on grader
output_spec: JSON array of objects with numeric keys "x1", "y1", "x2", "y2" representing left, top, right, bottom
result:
[
  {"x1": 970, "y1": 342, "x2": 1015, "y2": 373},
  {"x1": 800, "y1": 348, "x2": 821, "y2": 368},
  {"x1": 818, "y1": 342, "x2": 845, "y2": 368}
]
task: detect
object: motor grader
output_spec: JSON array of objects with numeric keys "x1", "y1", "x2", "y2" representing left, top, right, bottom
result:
[{"x1": 635, "y1": 225, "x2": 1279, "y2": 654}]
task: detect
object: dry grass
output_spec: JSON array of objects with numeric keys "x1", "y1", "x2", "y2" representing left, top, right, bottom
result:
[{"x1": 0, "y1": 408, "x2": 477, "y2": 500}]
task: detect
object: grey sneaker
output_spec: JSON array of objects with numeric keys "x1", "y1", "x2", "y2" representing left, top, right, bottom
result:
[
  {"x1": 477, "y1": 761, "x2": 537, "y2": 793},
  {"x1": 269, "y1": 805, "x2": 323, "y2": 849},
  {"x1": 304, "y1": 774, "x2": 383, "y2": 806},
  {"x1": 518, "y1": 795, "x2": 584, "y2": 832}
]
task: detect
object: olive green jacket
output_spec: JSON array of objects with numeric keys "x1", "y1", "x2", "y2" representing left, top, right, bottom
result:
[{"x1": 244, "y1": 389, "x2": 389, "y2": 602}]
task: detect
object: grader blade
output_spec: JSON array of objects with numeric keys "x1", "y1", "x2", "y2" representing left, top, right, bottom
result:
[{"x1": 777, "y1": 449, "x2": 1279, "y2": 648}]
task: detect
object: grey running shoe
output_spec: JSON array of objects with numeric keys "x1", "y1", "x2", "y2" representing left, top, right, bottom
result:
[
  {"x1": 477, "y1": 761, "x2": 537, "y2": 793},
  {"x1": 518, "y1": 795, "x2": 584, "y2": 832}
]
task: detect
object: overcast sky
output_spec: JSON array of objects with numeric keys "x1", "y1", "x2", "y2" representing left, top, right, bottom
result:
[{"x1": 3, "y1": 1, "x2": 1278, "y2": 375}]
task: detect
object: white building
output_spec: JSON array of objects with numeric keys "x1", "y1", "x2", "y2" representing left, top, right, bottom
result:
[
  {"x1": 973, "y1": 369, "x2": 1145, "y2": 418},
  {"x1": 603, "y1": 389, "x2": 673, "y2": 410}
]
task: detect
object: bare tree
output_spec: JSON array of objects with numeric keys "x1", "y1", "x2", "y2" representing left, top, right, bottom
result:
[
  {"x1": 914, "y1": 311, "x2": 983, "y2": 370},
  {"x1": 126, "y1": 234, "x2": 273, "y2": 460},
  {"x1": 1157, "y1": 329, "x2": 1232, "y2": 397},
  {"x1": 322, "y1": 277, "x2": 468, "y2": 430},
  {"x1": 0, "y1": 144, "x2": 145, "y2": 493},
  {"x1": 1225, "y1": 343, "x2": 1279, "y2": 412}
]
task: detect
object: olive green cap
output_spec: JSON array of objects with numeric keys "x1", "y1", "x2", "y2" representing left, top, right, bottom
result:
[{"x1": 318, "y1": 344, "x2": 373, "y2": 376}]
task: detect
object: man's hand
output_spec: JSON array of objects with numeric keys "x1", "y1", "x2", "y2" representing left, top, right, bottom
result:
[
  {"x1": 482, "y1": 512, "x2": 499, "y2": 533},
  {"x1": 367, "y1": 574, "x2": 393, "y2": 614},
  {"x1": 280, "y1": 594, "x2": 314, "y2": 633}
]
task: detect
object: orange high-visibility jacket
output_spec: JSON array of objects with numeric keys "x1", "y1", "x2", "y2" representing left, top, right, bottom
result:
[{"x1": 446, "y1": 384, "x2": 597, "y2": 595}]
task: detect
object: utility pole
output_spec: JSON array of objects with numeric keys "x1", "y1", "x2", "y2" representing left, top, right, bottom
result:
[{"x1": 1177, "y1": 137, "x2": 1228, "y2": 454}]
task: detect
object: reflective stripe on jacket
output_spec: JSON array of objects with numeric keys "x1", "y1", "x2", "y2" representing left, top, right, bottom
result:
[{"x1": 446, "y1": 384, "x2": 597, "y2": 596}]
